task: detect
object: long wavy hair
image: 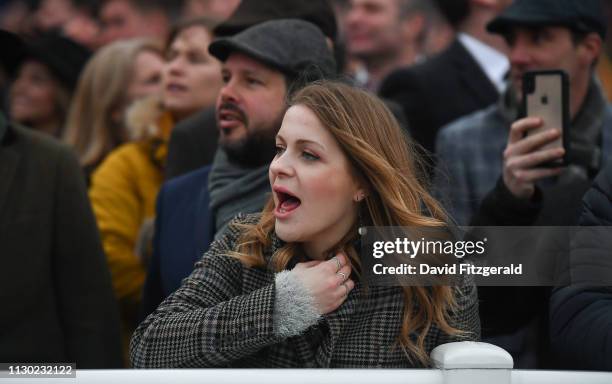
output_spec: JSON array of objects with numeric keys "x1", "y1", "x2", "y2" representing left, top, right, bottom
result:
[
  {"x1": 63, "y1": 38, "x2": 163, "y2": 171},
  {"x1": 231, "y1": 81, "x2": 464, "y2": 365}
]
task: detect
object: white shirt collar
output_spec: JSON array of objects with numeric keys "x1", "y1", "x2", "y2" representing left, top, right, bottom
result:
[{"x1": 458, "y1": 33, "x2": 509, "y2": 93}]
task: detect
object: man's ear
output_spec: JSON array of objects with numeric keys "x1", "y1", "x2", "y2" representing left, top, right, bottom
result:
[{"x1": 578, "y1": 32, "x2": 602, "y2": 66}]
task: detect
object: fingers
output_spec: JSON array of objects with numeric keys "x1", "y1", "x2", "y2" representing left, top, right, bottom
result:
[
  {"x1": 503, "y1": 117, "x2": 565, "y2": 200},
  {"x1": 299, "y1": 253, "x2": 355, "y2": 314},
  {"x1": 508, "y1": 117, "x2": 543, "y2": 143},
  {"x1": 324, "y1": 253, "x2": 346, "y2": 273},
  {"x1": 335, "y1": 279, "x2": 355, "y2": 299},
  {"x1": 505, "y1": 128, "x2": 561, "y2": 159},
  {"x1": 510, "y1": 167, "x2": 564, "y2": 184},
  {"x1": 506, "y1": 147, "x2": 565, "y2": 171},
  {"x1": 293, "y1": 260, "x2": 323, "y2": 271},
  {"x1": 335, "y1": 264, "x2": 351, "y2": 282},
  {"x1": 333, "y1": 264, "x2": 354, "y2": 301}
]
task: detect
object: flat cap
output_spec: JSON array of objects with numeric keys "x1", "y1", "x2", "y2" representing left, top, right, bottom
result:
[
  {"x1": 488, "y1": 0, "x2": 607, "y2": 39},
  {"x1": 209, "y1": 19, "x2": 336, "y2": 80}
]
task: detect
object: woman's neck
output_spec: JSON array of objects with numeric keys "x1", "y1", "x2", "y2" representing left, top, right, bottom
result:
[
  {"x1": 302, "y1": 211, "x2": 359, "y2": 261},
  {"x1": 302, "y1": 242, "x2": 330, "y2": 261}
]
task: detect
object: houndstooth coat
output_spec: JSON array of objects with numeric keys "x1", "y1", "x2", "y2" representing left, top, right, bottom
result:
[{"x1": 130, "y1": 214, "x2": 480, "y2": 368}]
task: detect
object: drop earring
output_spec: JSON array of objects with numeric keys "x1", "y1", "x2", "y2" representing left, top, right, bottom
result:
[{"x1": 357, "y1": 201, "x2": 367, "y2": 236}]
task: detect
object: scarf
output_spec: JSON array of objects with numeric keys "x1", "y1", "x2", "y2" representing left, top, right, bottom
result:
[{"x1": 208, "y1": 148, "x2": 271, "y2": 238}]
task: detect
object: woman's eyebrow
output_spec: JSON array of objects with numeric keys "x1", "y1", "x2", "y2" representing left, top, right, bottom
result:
[
  {"x1": 295, "y1": 139, "x2": 326, "y2": 152},
  {"x1": 276, "y1": 134, "x2": 326, "y2": 151}
]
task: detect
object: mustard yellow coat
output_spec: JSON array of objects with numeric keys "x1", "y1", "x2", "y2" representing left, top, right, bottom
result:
[
  {"x1": 90, "y1": 103, "x2": 173, "y2": 308},
  {"x1": 598, "y1": 53, "x2": 612, "y2": 102}
]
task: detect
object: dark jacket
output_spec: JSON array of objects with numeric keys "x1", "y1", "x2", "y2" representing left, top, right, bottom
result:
[
  {"x1": 549, "y1": 159, "x2": 612, "y2": 370},
  {"x1": 0, "y1": 115, "x2": 123, "y2": 368},
  {"x1": 165, "y1": 107, "x2": 218, "y2": 180},
  {"x1": 131, "y1": 214, "x2": 480, "y2": 368},
  {"x1": 141, "y1": 166, "x2": 214, "y2": 319},
  {"x1": 379, "y1": 39, "x2": 499, "y2": 155},
  {"x1": 459, "y1": 99, "x2": 612, "y2": 367},
  {"x1": 577, "y1": 158, "x2": 612, "y2": 226}
]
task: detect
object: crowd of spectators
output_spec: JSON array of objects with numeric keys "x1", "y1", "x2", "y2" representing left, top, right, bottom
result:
[{"x1": 1, "y1": 0, "x2": 612, "y2": 371}]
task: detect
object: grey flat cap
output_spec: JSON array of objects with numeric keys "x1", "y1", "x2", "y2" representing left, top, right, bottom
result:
[
  {"x1": 487, "y1": 0, "x2": 607, "y2": 39},
  {"x1": 209, "y1": 19, "x2": 336, "y2": 80}
]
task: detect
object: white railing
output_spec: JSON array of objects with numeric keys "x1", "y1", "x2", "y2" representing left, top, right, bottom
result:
[{"x1": 2, "y1": 343, "x2": 611, "y2": 384}]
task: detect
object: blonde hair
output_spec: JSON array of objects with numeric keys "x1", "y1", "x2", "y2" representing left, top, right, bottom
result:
[
  {"x1": 231, "y1": 81, "x2": 464, "y2": 365},
  {"x1": 63, "y1": 38, "x2": 163, "y2": 169}
]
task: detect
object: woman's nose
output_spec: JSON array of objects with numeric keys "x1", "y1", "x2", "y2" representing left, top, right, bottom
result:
[{"x1": 269, "y1": 151, "x2": 295, "y2": 178}]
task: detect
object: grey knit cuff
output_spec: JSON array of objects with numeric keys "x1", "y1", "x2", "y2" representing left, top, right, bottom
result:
[{"x1": 274, "y1": 270, "x2": 322, "y2": 338}]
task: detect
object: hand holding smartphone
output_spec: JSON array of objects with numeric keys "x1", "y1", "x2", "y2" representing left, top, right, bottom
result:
[
  {"x1": 521, "y1": 70, "x2": 570, "y2": 166},
  {"x1": 501, "y1": 70, "x2": 569, "y2": 199}
]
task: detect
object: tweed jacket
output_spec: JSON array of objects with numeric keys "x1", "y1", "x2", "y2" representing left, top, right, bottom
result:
[
  {"x1": 131, "y1": 214, "x2": 480, "y2": 368},
  {"x1": 434, "y1": 82, "x2": 612, "y2": 225}
]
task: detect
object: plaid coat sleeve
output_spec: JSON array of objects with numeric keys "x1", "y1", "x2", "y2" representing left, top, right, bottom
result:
[{"x1": 130, "y1": 216, "x2": 282, "y2": 368}]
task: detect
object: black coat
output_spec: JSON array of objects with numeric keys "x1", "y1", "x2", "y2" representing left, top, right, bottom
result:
[
  {"x1": 550, "y1": 160, "x2": 612, "y2": 370},
  {"x1": 0, "y1": 116, "x2": 123, "y2": 368},
  {"x1": 379, "y1": 39, "x2": 499, "y2": 155},
  {"x1": 165, "y1": 107, "x2": 219, "y2": 180}
]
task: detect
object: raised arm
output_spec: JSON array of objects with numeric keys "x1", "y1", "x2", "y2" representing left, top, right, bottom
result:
[{"x1": 130, "y1": 226, "x2": 283, "y2": 368}]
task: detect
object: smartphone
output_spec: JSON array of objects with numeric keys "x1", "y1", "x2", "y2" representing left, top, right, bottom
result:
[{"x1": 521, "y1": 70, "x2": 570, "y2": 167}]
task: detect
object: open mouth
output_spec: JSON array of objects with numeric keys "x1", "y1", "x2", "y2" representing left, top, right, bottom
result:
[
  {"x1": 166, "y1": 83, "x2": 188, "y2": 93},
  {"x1": 218, "y1": 105, "x2": 246, "y2": 133},
  {"x1": 274, "y1": 187, "x2": 301, "y2": 215},
  {"x1": 219, "y1": 109, "x2": 242, "y2": 124}
]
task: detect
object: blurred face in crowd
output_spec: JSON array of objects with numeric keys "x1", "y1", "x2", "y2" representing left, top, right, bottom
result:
[
  {"x1": 34, "y1": 0, "x2": 76, "y2": 31},
  {"x1": 0, "y1": 1, "x2": 31, "y2": 34},
  {"x1": 217, "y1": 52, "x2": 287, "y2": 165},
  {"x1": 10, "y1": 61, "x2": 64, "y2": 131},
  {"x1": 100, "y1": 0, "x2": 167, "y2": 45},
  {"x1": 182, "y1": 0, "x2": 241, "y2": 21},
  {"x1": 505, "y1": 26, "x2": 601, "y2": 116},
  {"x1": 345, "y1": 0, "x2": 416, "y2": 59},
  {"x1": 270, "y1": 104, "x2": 363, "y2": 250},
  {"x1": 63, "y1": 13, "x2": 103, "y2": 50},
  {"x1": 126, "y1": 49, "x2": 165, "y2": 102},
  {"x1": 163, "y1": 25, "x2": 222, "y2": 121}
]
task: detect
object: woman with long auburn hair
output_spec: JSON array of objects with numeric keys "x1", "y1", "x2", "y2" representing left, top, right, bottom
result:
[{"x1": 130, "y1": 81, "x2": 479, "y2": 368}]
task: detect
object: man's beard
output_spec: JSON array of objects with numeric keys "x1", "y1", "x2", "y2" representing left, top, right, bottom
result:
[{"x1": 220, "y1": 119, "x2": 281, "y2": 167}]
